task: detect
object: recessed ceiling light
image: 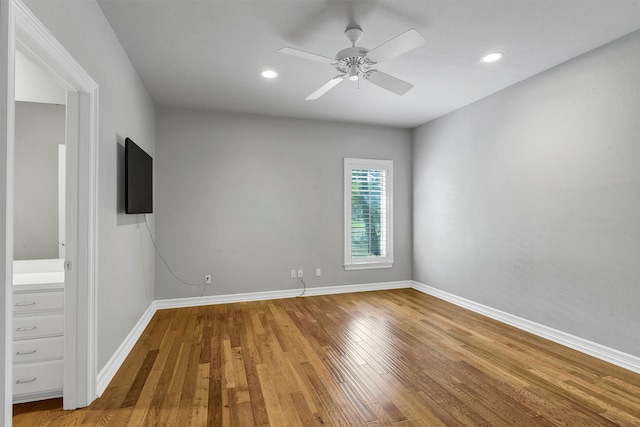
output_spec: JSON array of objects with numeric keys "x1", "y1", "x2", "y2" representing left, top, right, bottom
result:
[
  {"x1": 261, "y1": 69, "x2": 278, "y2": 79},
  {"x1": 480, "y1": 52, "x2": 504, "y2": 63}
]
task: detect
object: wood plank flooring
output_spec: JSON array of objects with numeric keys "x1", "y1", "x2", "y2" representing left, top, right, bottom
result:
[{"x1": 13, "y1": 289, "x2": 640, "y2": 426}]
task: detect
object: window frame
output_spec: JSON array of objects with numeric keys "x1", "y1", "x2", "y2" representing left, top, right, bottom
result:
[{"x1": 344, "y1": 158, "x2": 394, "y2": 271}]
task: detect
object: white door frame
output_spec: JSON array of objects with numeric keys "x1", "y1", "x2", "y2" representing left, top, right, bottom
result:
[{"x1": 2, "y1": 0, "x2": 99, "y2": 419}]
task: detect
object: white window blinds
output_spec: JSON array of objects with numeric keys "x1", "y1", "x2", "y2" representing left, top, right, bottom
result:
[{"x1": 344, "y1": 159, "x2": 393, "y2": 270}]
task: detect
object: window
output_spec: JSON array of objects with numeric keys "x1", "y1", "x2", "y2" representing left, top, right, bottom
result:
[{"x1": 344, "y1": 158, "x2": 393, "y2": 270}]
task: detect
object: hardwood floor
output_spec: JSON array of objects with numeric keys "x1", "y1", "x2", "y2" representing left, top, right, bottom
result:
[{"x1": 13, "y1": 289, "x2": 640, "y2": 426}]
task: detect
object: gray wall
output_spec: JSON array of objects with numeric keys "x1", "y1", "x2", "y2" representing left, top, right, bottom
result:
[
  {"x1": 155, "y1": 107, "x2": 412, "y2": 299},
  {"x1": 25, "y1": 0, "x2": 156, "y2": 371},
  {"x1": 14, "y1": 101, "x2": 65, "y2": 260},
  {"x1": 413, "y1": 31, "x2": 640, "y2": 357}
]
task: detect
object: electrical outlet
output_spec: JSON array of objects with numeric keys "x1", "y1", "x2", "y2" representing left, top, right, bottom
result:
[
  {"x1": 297, "y1": 269, "x2": 303, "y2": 278},
  {"x1": 204, "y1": 275, "x2": 212, "y2": 284},
  {"x1": 315, "y1": 268, "x2": 321, "y2": 277},
  {"x1": 290, "y1": 269, "x2": 297, "y2": 279}
]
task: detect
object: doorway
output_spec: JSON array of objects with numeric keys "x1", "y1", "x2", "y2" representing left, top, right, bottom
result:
[
  {"x1": 12, "y1": 50, "x2": 67, "y2": 404},
  {"x1": 4, "y1": 0, "x2": 99, "y2": 416}
]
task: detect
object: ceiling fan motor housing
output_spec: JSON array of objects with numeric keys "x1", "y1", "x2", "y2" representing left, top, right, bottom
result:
[
  {"x1": 335, "y1": 46, "x2": 374, "y2": 77},
  {"x1": 345, "y1": 25, "x2": 363, "y2": 45}
]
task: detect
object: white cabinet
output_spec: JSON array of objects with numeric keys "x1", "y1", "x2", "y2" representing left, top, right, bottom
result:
[
  {"x1": 13, "y1": 283, "x2": 64, "y2": 403},
  {"x1": 14, "y1": 361, "x2": 64, "y2": 398}
]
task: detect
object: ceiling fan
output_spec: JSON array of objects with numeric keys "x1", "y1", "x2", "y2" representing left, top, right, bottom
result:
[{"x1": 279, "y1": 25, "x2": 426, "y2": 100}]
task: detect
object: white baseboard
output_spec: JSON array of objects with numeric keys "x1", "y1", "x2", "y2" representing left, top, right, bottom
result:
[
  {"x1": 411, "y1": 281, "x2": 640, "y2": 375},
  {"x1": 13, "y1": 389, "x2": 62, "y2": 405},
  {"x1": 97, "y1": 280, "x2": 411, "y2": 394},
  {"x1": 155, "y1": 280, "x2": 412, "y2": 310},
  {"x1": 96, "y1": 302, "x2": 156, "y2": 397},
  {"x1": 303, "y1": 280, "x2": 411, "y2": 296}
]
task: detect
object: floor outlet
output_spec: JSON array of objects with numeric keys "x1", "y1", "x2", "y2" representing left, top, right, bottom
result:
[
  {"x1": 297, "y1": 269, "x2": 303, "y2": 278},
  {"x1": 204, "y1": 275, "x2": 212, "y2": 284}
]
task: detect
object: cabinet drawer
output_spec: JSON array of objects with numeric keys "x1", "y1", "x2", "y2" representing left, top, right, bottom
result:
[
  {"x1": 13, "y1": 314, "x2": 64, "y2": 340},
  {"x1": 13, "y1": 336, "x2": 63, "y2": 364},
  {"x1": 13, "y1": 360, "x2": 63, "y2": 397},
  {"x1": 13, "y1": 291, "x2": 64, "y2": 314}
]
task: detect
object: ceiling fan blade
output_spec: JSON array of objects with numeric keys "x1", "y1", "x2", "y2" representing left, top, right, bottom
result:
[
  {"x1": 279, "y1": 47, "x2": 335, "y2": 64},
  {"x1": 306, "y1": 75, "x2": 345, "y2": 100},
  {"x1": 367, "y1": 29, "x2": 426, "y2": 63},
  {"x1": 366, "y1": 70, "x2": 414, "y2": 96}
]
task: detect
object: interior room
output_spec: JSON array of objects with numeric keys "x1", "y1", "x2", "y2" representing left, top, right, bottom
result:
[{"x1": 2, "y1": 0, "x2": 639, "y2": 425}]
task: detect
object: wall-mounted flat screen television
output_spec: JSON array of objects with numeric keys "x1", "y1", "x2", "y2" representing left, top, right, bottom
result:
[{"x1": 125, "y1": 137, "x2": 153, "y2": 214}]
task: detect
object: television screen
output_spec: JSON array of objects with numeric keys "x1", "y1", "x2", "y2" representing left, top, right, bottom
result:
[{"x1": 125, "y1": 137, "x2": 153, "y2": 214}]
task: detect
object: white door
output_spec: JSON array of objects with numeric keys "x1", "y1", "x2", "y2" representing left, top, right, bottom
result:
[{"x1": 58, "y1": 144, "x2": 65, "y2": 259}]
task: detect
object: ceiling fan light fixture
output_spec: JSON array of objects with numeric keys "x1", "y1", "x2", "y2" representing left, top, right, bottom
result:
[
  {"x1": 480, "y1": 52, "x2": 504, "y2": 63},
  {"x1": 348, "y1": 63, "x2": 359, "y2": 81},
  {"x1": 261, "y1": 69, "x2": 278, "y2": 79}
]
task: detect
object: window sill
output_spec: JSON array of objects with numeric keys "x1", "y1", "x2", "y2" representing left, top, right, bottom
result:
[{"x1": 344, "y1": 262, "x2": 393, "y2": 271}]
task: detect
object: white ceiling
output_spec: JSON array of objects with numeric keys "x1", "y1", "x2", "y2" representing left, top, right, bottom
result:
[{"x1": 97, "y1": 0, "x2": 640, "y2": 129}]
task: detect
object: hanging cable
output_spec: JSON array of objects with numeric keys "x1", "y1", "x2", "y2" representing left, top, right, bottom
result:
[
  {"x1": 297, "y1": 276, "x2": 307, "y2": 297},
  {"x1": 143, "y1": 215, "x2": 208, "y2": 295}
]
